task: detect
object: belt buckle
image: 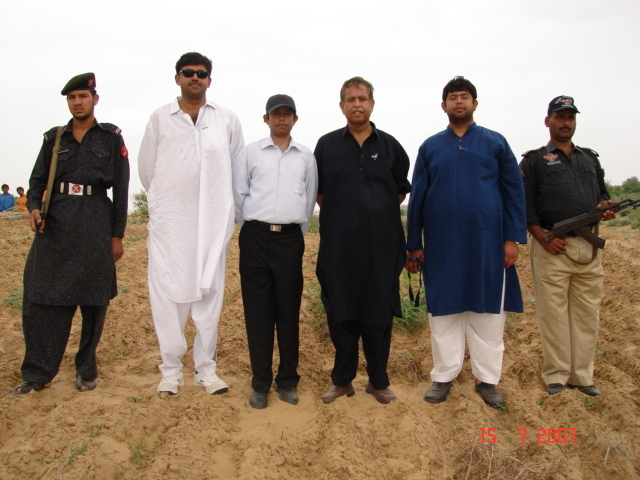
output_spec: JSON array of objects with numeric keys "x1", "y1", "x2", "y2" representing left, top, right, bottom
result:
[
  {"x1": 69, "y1": 183, "x2": 84, "y2": 195},
  {"x1": 270, "y1": 225, "x2": 282, "y2": 232}
]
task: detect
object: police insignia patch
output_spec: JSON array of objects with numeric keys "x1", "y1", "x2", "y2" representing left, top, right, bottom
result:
[
  {"x1": 120, "y1": 146, "x2": 128, "y2": 158},
  {"x1": 543, "y1": 153, "x2": 559, "y2": 162}
]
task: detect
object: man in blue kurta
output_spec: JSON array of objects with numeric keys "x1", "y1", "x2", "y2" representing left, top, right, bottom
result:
[{"x1": 406, "y1": 76, "x2": 527, "y2": 408}]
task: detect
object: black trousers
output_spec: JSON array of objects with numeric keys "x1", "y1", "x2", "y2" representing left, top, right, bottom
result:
[
  {"x1": 239, "y1": 221, "x2": 304, "y2": 393},
  {"x1": 328, "y1": 318, "x2": 392, "y2": 390},
  {"x1": 21, "y1": 301, "x2": 108, "y2": 384}
]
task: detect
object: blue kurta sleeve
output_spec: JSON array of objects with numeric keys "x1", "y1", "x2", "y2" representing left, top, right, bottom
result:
[
  {"x1": 498, "y1": 136, "x2": 527, "y2": 244},
  {"x1": 406, "y1": 142, "x2": 429, "y2": 250}
]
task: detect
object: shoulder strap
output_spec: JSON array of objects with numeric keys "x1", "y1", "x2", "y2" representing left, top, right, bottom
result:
[{"x1": 41, "y1": 126, "x2": 64, "y2": 218}]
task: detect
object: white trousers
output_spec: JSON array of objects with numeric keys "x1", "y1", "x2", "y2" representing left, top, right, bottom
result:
[
  {"x1": 148, "y1": 261, "x2": 227, "y2": 377},
  {"x1": 429, "y1": 275, "x2": 506, "y2": 385}
]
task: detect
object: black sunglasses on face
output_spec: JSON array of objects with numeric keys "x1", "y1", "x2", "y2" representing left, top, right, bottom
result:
[{"x1": 179, "y1": 69, "x2": 209, "y2": 79}]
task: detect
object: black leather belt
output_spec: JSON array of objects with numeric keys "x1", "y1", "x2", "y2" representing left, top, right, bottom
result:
[
  {"x1": 59, "y1": 182, "x2": 108, "y2": 196},
  {"x1": 247, "y1": 220, "x2": 300, "y2": 232}
]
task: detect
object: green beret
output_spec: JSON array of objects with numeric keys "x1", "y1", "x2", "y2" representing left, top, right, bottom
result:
[{"x1": 61, "y1": 72, "x2": 96, "y2": 95}]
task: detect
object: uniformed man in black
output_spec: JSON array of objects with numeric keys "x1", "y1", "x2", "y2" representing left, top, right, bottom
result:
[
  {"x1": 14, "y1": 73, "x2": 130, "y2": 394},
  {"x1": 314, "y1": 76, "x2": 411, "y2": 404}
]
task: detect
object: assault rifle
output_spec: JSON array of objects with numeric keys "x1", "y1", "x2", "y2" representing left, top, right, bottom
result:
[{"x1": 543, "y1": 198, "x2": 640, "y2": 248}]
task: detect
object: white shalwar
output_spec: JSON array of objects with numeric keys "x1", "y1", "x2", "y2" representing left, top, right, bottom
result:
[
  {"x1": 139, "y1": 98, "x2": 244, "y2": 376},
  {"x1": 429, "y1": 272, "x2": 506, "y2": 385}
]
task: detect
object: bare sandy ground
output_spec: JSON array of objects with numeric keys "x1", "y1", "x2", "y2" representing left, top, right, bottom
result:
[{"x1": 0, "y1": 212, "x2": 638, "y2": 479}]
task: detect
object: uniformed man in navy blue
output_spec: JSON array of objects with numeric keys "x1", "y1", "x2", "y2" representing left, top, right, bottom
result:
[{"x1": 14, "y1": 73, "x2": 130, "y2": 394}]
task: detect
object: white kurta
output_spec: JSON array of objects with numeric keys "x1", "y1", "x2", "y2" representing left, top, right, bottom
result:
[{"x1": 139, "y1": 98, "x2": 244, "y2": 303}]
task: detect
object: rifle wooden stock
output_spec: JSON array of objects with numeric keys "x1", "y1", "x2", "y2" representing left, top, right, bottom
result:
[{"x1": 543, "y1": 198, "x2": 640, "y2": 248}]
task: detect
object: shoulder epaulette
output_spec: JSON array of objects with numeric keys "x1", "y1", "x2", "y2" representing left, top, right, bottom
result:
[
  {"x1": 99, "y1": 122, "x2": 122, "y2": 135},
  {"x1": 578, "y1": 147, "x2": 599, "y2": 157},
  {"x1": 521, "y1": 146, "x2": 546, "y2": 158},
  {"x1": 43, "y1": 126, "x2": 59, "y2": 142}
]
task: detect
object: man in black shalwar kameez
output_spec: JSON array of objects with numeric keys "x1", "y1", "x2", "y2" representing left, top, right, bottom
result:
[
  {"x1": 314, "y1": 77, "x2": 410, "y2": 404},
  {"x1": 14, "y1": 73, "x2": 129, "y2": 394}
]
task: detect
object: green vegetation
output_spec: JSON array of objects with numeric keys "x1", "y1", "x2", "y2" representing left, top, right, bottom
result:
[
  {"x1": 129, "y1": 441, "x2": 147, "y2": 462},
  {"x1": 131, "y1": 190, "x2": 148, "y2": 218},
  {"x1": 606, "y1": 176, "x2": 640, "y2": 228},
  {"x1": 1, "y1": 286, "x2": 23, "y2": 310}
]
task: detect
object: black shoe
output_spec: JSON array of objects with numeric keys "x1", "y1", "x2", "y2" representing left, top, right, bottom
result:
[
  {"x1": 567, "y1": 384, "x2": 602, "y2": 397},
  {"x1": 424, "y1": 382, "x2": 453, "y2": 403},
  {"x1": 275, "y1": 386, "x2": 299, "y2": 405},
  {"x1": 249, "y1": 391, "x2": 268, "y2": 409},
  {"x1": 545, "y1": 383, "x2": 564, "y2": 395},
  {"x1": 475, "y1": 382, "x2": 504, "y2": 408}
]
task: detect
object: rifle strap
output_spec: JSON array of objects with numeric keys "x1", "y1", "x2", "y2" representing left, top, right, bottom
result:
[
  {"x1": 565, "y1": 223, "x2": 598, "y2": 265},
  {"x1": 408, "y1": 270, "x2": 422, "y2": 308},
  {"x1": 41, "y1": 126, "x2": 64, "y2": 218}
]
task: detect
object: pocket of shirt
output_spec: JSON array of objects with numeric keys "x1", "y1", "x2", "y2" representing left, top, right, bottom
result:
[
  {"x1": 292, "y1": 165, "x2": 306, "y2": 195},
  {"x1": 545, "y1": 163, "x2": 569, "y2": 184}
]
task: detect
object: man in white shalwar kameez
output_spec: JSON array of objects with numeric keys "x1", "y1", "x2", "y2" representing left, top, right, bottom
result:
[{"x1": 138, "y1": 52, "x2": 244, "y2": 395}]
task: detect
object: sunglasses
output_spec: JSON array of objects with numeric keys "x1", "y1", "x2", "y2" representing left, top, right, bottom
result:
[{"x1": 179, "y1": 69, "x2": 209, "y2": 79}]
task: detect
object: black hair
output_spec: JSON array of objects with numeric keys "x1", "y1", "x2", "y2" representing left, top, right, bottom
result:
[
  {"x1": 442, "y1": 76, "x2": 477, "y2": 102},
  {"x1": 175, "y1": 52, "x2": 213, "y2": 75}
]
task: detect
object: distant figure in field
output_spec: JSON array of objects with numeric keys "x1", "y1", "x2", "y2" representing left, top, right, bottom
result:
[
  {"x1": 406, "y1": 76, "x2": 527, "y2": 408},
  {"x1": 520, "y1": 96, "x2": 615, "y2": 397},
  {"x1": 232, "y1": 94, "x2": 318, "y2": 409},
  {"x1": 139, "y1": 52, "x2": 244, "y2": 396},
  {"x1": 314, "y1": 76, "x2": 411, "y2": 405},
  {"x1": 0, "y1": 184, "x2": 13, "y2": 212},
  {"x1": 16, "y1": 187, "x2": 27, "y2": 212},
  {"x1": 14, "y1": 72, "x2": 129, "y2": 394}
]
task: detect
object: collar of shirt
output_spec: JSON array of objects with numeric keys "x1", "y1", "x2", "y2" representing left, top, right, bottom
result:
[
  {"x1": 545, "y1": 140, "x2": 588, "y2": 156},
  {"x1": 169, "y1": 97, "x2": 217, "y2": 115},
  {"x1": 339, "y1": 121, "x2": 380, "y2": 140},
  {"x1": 259, "y1": 136, "x2": 302, "y2": 153},
  {"x1": 445, "y1": 122, "x2": 477, "y2": 136}
]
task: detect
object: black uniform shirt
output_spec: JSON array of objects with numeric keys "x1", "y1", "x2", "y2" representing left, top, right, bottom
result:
[
  {"x1": 24, "y1": 119, "x2": 130, "y2": 305},
  {"x1": 519, "y1": 141, "x2": 609, "y2": 228}
]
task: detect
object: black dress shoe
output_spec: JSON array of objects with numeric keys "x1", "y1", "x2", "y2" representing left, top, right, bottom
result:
[
  {"x1": 424, "y1": 382, "x2": 453, "y2": 403},
  {"x1": 545, "y1": 383, "x2": 564, "y2": 395},
  {"x1": 275, "y1": 386, "x2": 299, "y2": 405},
  {"x1": 249, "y1": 391, "x2": 268, "y2": 409},
  {"x1": 567, "y1": 384, "x2": 602, "y2": 396},
  {"x1": 475, "y1": 382, "x2": 505, "y2": 408}
]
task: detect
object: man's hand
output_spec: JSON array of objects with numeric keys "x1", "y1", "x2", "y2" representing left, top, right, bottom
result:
[
  {"x1": 112, "y1": 237, "x2": 124, "y2": 263},
  {"x1": 528, "y1": 225, "x2": 567, "y2": 255},
  {"x1": 504, "y1": 241, "x2": 519, "y2": 268},
  {"x1": 405, "y1": 249, "x2": 424, "y2": 273},
  {"x1": 30, "y1": 209, "x2": 45, "y2": 233},
  {"x1": 597, "y1": 200, "x2": 616, "y2": 221}
]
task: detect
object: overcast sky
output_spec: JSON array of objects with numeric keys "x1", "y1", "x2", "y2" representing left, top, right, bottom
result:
[{"x1": 1, "y1": 0, "x2": 639, "y2": 200}]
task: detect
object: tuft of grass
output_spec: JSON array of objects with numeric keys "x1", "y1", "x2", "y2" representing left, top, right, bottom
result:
[
  {"x1": 129, "y1": 441, "x2": 147, "y2": 462},
  {"x1": 58, "y1": 443, "x2": 88, "y2": 472},
  {"x1": 2, "y1": 286, "x2": 23, "y2": 310}
]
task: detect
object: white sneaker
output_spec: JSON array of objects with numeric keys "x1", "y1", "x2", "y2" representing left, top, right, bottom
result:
[
  {"x1": 194, "y1": 371, "x2": 228, "y2": 395},
  {"x1": 157, "y1": 372, "x2": 184, "y2": 395}
]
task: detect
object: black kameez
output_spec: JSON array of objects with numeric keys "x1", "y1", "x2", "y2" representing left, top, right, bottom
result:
[{"x1": 314, "y1": 124, "x2": 411, "y2": 327}]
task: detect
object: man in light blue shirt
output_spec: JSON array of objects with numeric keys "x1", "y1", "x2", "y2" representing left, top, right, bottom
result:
[{"x1": 232, "y1": 94, "x2": 318, "y2": 409}]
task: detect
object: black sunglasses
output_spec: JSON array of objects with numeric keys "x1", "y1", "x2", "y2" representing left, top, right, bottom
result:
[{"x1": 179, "y1": 69, "x2": 209, "y2": 79}]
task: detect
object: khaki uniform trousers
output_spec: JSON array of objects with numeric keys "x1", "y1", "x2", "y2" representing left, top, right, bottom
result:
[{"x1": 529, "y1": 234, "x2": 604, "y2": 386}]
